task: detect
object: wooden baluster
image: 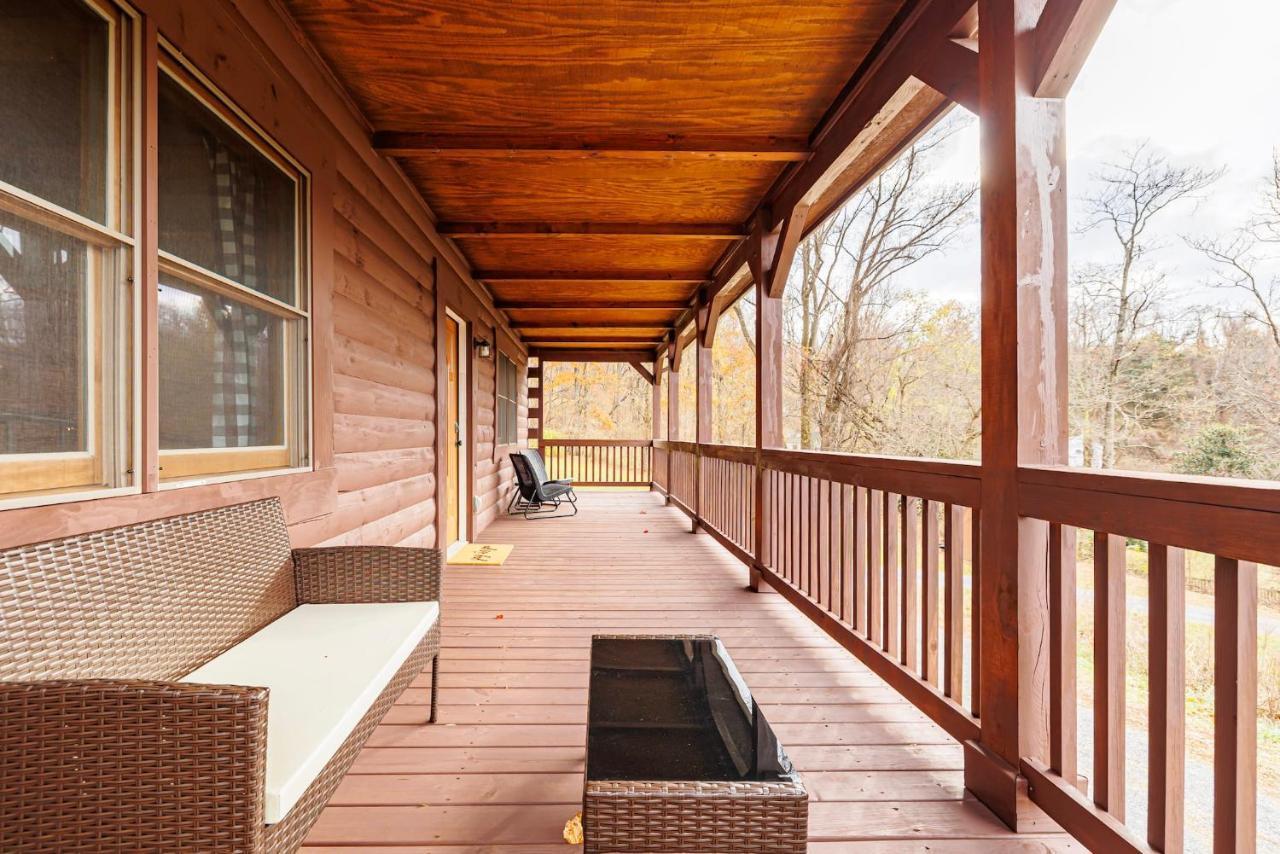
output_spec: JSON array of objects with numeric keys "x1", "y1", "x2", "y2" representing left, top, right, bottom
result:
[
  {"x1": 1048, "y1": 523, "x2": 1078, "y2": 790},
  {"x1": 884, "y1": 491, "x2": 900, "y2": 657},
  {"x1": 921, "y1": 500, "x2": 939, "y2": 687},
  {"x1": 814, "y1": 481, "x2": 824, "y2": 601},
  {"x1": 901, "y1": 496, "x2": 918, "y2": 669},
  {"x1": 820, "y1": 480, "x2": 832, "y2": 609},
  {"x1": 1214, "y1": 556, "x2": 1257, "y2": 854},
  {"x1": 789, "y1": 473, "x2": 798, "y2": 584},
  {"x1": 944, "y1": 503, "x2": 964, "y2": 701},
  {"x1": 854, "y1": 486, "x2": 868, "y2": 634},
  {"x1": 771, "y1": 470, "x2": 779, "y2": 571},
  {"x1": 868, "y1": 490, "x2": 883, "y2": 644},
  {"x1": 1149, "y1": 542, "x2": 1184, "y2": 852},
  {"x1": 838, "y1": 482, "x2": 849, "y2": 623},
  {"x1": 1093, "y1": 531, "x2": 1126, "y2": 820},
  {"x1": 829, "y1": 481, "x2": 840, "y2": 616},
  {"x1": 1044, "y1": 527, "x2": 1075, "y2": 793},
  {"x1": 970, "y1": 507, "x2": 981, "y2": 717}
]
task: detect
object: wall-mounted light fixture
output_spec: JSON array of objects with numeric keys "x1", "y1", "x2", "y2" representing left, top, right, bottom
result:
[{"x1": 474, "y1": 337, "x2": 492, "y2": 359}]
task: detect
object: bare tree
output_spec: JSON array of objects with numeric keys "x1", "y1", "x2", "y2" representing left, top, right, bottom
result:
[
  {"x1": 784, "y1": 117, "x2": 977, "y2": 450},
  {"x1": 1075, "y1": 142, "x2": 1221, "y2": 467},
  {"x1": 1191, "y1": 148, "x2": 1280, "y2": 350}
]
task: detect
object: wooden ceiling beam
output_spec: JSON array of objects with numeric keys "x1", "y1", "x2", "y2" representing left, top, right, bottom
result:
[
  {"x1": 533, "y1": 348, "x2": 659, "y2": 363},
  {"x1": 1034, "y1": 0, "x2": 1117, "y2": 98},
  {"x1": 917, "y1": 38, "x2": 979, "y2": 114},
  {"x1": 629, "y1": 362, "x2": 657, "y2": 385},
  {"x1": 496, "y1": 300, "x2": 690, "y2": 310},
  {"x1": 519, "y1": 340, "x2": 665, "y2": 348},
  {"x1": 373, "y1": 132, "x2": 811, "y2": 161},
  {"x1": 476, "y1": 271, "x2": 708, "y2": 284},
  {"x1": 770, "y1": 0, "x2": 977, "y2": 221},
  {"x1": 440, "y1": 222, "x2": 746, "y2": 239},
  {"x1": 694, "y1": 0, "x2": 976, "y2": 311},
  {"x1": 766, "y1": 204, "x2": 809, "y2": 298},
  {"x1": 510, "y1": 320, "x2": 672, "y2": 330}
]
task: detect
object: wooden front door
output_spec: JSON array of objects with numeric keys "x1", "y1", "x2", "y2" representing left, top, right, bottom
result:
[{"x1": 445, "y1": 316, "x2": 460, "y2": 546}]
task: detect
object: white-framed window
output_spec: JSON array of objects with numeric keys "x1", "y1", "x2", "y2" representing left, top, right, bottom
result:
[
  {"x1": 155, "y1": 54, "x2": 310, "y2": 483},
  {"x1": 0, "y1": 0, "x2": 136, "y2": 503},
  {"x1": 496, "y1": 351, "x2": 518, "y2": 446}
]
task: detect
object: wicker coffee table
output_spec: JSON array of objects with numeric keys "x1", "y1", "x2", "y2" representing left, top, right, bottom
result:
[{"x1": 583, "y1": 635, "x2": 807, "y2": 853}]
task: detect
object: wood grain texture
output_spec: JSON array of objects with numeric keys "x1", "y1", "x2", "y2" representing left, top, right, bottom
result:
[
  {"x1": 459, "y1": 235, "x2": 729, "y2": 276},
  {"x1": 400, "y1": 155, "x2": 783, "y2": 224},
  {"x1": 284, "y1": 0, "x2": 907, "y2": 136},
  {"x1": 488, "y1": 281, "x2": 699, "y2": 303},
  {"x1": 302, "y1": 491, "x2": 1073, "y2": 849}
]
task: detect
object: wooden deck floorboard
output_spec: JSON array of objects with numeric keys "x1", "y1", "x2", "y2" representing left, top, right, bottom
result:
[{"x1": 303, "y1": 491, "x2": 1078, "y2": 851}]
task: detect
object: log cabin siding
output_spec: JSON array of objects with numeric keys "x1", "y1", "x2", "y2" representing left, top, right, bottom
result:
[
  {"x1": 0, "y1": 0, "x2": 524, "y2": 552},
  {"x1": 471, "y1": 330, "x2": 527, "y2": 536}
]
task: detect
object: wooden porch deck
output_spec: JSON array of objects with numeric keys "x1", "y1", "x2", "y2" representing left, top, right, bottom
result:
[{"x1": 303, "y1": 491, "x2": 1078, "y2": 852}]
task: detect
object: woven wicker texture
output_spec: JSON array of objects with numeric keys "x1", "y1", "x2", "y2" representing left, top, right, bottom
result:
[
  {"x1": 584, "y1": 634, "x2": 807, "y2": 854},
  {"x1": 265, "y1": 623, "x2": 440, "y2": 853},
  {"x1": 0, "y1": 680, "x2": 268, "y2": 852},
  {"x1": 584, "y1": 778, "x2": 808, "y2": 854},
  {"x1": 0, "y1": 498, "x2": 295, "y2": 681},
  {"x1": 294, "y1": 546, "x2": 442, "y2": 603},
  {"x1": 586, "y1": 783, "x2": 803, "y2": 854},
  {"x1": 0, "y1": 498, "x2": 444, "y2": 852}
]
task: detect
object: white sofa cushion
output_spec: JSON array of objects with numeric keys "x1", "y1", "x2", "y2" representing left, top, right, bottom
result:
[{"x1": 182, "y1": 601, "x2": 438, "y2": 824}]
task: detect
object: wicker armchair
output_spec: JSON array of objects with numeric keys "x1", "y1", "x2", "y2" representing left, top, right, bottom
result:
[{"x1": 0, "y1": 498, "x2": 442, "y2": 853}]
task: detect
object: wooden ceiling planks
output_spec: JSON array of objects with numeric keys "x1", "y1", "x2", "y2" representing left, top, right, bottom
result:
[
  {"x1": 284, "y1": 0, "x2": 912, "y2": 350},
  {"x1": 397, "y1": 156, "x2": 785, "y2": 224},
  {"x1": 284, "y1": 1, "x2": 905, "y2": 136}
]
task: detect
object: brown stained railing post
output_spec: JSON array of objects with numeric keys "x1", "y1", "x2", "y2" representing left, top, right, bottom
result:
[
  {"x1": 751, "y1": 235, "x2": 784, "y2": 592},
  {"x1": 901, "y1": 496, "x2": 919, "y2": 670},
  {"x1": 921, "y1": 500, "x2": 940, "y2": 687},
  {"x1": 1047, "y1": 523, "x2": 1077, "y2": 790},
  {"x1": 1093, "y1": 532, "x2": 1126, "y2": 821},
  {"x1": 883, "y1": 492, "x2": 900, "y2": 659},
  {"x1": 666, "y1": 342, "x2": 679, "y2": 505},
  {"x1": 650, "y1": 363, "x2": 662, "y2": 491},
  {"x1": 970, "y1": 0, "x2": 1071, "y2": 827},
  {"x1": 1149, "y1": 543, "x2": 1184, "y2": 852},
  {"x1": 1214, "y1": 557, "x2": 1257, "y2": 853},
  {"x1": 694, "y1": 305, "x2": 713, "y2": 533}
]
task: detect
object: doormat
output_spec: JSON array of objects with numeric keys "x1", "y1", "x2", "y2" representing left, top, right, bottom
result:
[{"x1": 448, "y1": 543, "x2": 514, "y2": 566}]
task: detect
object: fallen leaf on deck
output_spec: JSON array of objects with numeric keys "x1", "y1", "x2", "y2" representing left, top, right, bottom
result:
[
  {"x1": 495, "y1": 614, "x2": 504, "y2": 620},
  {"x1": 563, "y1": 811, "x2": 583, "y2": 845}
]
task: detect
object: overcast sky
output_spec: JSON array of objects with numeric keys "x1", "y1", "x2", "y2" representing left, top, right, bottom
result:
[{"x1": 898, "y1": 0, "x2": 1280, "y2": 309}]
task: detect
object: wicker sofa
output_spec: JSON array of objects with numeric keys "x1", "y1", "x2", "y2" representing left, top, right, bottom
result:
[{"x1": 0, "y1": 497, "x2": 442, "y2": 852}]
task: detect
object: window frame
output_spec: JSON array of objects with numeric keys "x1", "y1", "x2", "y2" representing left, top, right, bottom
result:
[
  {"x1": 496, "y1": 350, "x2": 519, "y2": 447},
  {"x1": 154, "y1": 49, "x2": 312, "y2": 487},
  {"x1": 0, "y1": 0, "x2": 139, "y2": 509}
]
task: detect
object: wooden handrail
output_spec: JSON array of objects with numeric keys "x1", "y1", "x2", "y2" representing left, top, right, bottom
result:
[
  {"x1": 538, "y1": 439, "x2": 652, "y2": 486},
  {"x1": 569, "y1": 435, "x2": 1268, "y2": 852}
]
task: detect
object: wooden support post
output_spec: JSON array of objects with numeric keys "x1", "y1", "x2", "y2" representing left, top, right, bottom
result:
[
  {"x1": 750, "y1": 222, "x2": 784, "y2": 592},
  {"x1": 969, "y1": 0, "x2": 1071, "y2": 829},
  {"x1": 666, "y1": 342, "x2": 679, "y2": 504},
  {"x1": 650, "y1": 361, "x2": 662, "y2": 490},
  {"x1": 693, "y1": 304, "x2": 713, "y2": 532}
]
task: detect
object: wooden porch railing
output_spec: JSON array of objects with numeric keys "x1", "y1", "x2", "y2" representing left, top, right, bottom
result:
[
  {"x1": 638, "y1": 439, "x2": 1268, "y2": 852},
  {"x1": 539, "y1": 439, "x2": 651, "y2": 487},
  {"x1": 1017, "y1": 465, "x2": 1265, "y2": 852},
  {"x1": 654, "y1": 440, "x2": 982, "y2": 745}
]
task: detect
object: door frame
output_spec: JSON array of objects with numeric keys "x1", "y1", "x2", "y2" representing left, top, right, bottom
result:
[{"x1": 445, "y1": 306, "x2": 470, "y2": 555}]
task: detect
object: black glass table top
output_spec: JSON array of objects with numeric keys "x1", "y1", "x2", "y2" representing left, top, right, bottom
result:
[{"x1": 586, "y1": 636, "x2": 798, "y2": 782}]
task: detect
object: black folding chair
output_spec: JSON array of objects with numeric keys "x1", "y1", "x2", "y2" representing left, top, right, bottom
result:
[
  {"x1": 526, "y1": 448, "x2": 575, "y2": 499},
  {"x1": 507, "y1": 449, "x2": 578, "y2": 518}
]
